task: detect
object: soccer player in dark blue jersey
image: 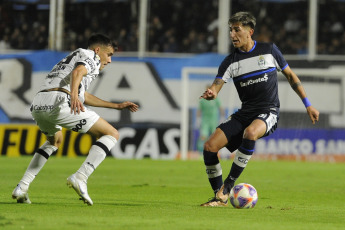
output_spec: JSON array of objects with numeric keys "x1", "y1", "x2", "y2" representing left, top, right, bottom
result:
[{"x1": 200, "y1": 12, "x2": 319, "y2": 207}]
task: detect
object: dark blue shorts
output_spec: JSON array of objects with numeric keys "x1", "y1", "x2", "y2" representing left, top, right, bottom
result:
[{"x1": 218, "y1": 108, "x2": 279, "y2": 153}]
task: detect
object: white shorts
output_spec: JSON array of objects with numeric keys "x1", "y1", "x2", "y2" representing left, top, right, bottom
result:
[{"x1": 31, "y1": 91, "x2": 100, "y2": 136}]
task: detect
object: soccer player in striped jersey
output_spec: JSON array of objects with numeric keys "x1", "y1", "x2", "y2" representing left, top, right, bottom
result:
[
  {"x1": 12, "y1": 34, "x2": 139, "y2": 205},
  {"x1": 200, "y1": 12, "x2": 319, "y2": 206}
]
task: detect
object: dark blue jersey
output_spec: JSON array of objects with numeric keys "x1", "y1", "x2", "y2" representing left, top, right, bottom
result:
[{"x1": 216, "y1": 41, "x2": 288, "y2": 113}]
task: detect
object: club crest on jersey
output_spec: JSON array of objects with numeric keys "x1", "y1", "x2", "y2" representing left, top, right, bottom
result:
[{"x1": 258, "y1": 55, "x2": 265, "y2": 69}]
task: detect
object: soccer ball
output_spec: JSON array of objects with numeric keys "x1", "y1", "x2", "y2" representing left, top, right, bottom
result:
[{"x1": 229, "y1": 183, "x2": 258, "y2": 209}]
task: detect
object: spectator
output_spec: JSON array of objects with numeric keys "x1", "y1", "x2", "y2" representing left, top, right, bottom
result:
[
  {"x1": 1, "y1": 0, "x2": 345, "y2": 55},
  {"x1": 0, "y1": 34, "x2": 10, "y2": 51},
  {"x1": 284, "y1": 13, "x2": 302, "y2": 33}
]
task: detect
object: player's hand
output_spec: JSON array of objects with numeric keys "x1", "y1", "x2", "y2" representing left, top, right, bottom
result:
[
  {"x1": 70, "y1": 94, "x2": 85, "y2": 115},
  {"x1": 306, "y1": 106, "x2": 319, "y2": 124},
  {"x1": 118, "y1": 101, "x2": 139, "y2": 112},
  {"x1": 200, "y1": 88, "x2": 217, "y2": 100}
]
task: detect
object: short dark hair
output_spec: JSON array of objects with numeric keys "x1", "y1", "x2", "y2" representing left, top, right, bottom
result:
[
  {"x1": 88, "y1": 33, "x2": 118, "y2": 51},
  {"x1": 229, "y1": 12, "x2": 256, "y2": 30}
]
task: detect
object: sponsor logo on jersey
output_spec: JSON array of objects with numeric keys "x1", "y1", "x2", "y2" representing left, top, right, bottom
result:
[
  {"x1": 240, "y1": 74, "x2": 268, "y2": 87},
  {"x1": 84, "y1": 58, "x2": 96, "y2": 72}
]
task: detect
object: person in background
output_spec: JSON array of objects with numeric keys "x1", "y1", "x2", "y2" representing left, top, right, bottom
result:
[{"x1": 197, "y1": 84, "x2": 224, "y2": 154}]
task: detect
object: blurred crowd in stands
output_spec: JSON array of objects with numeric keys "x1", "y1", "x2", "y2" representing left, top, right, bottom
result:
[{"x1": 1, "y1": 0, "x2": 345, "y2": 55}]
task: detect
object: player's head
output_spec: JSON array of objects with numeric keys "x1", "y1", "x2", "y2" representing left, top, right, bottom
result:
[
  {"x1": 228, "y1": 12, "x2": 256, "y2": 51},
  {"x1": 229, "y1": 12, "x2": 256, "y2": 30},
  {"x1": 88, "y1": 34, "x2": 118, "y2": 71},
  {"x1": 88, "y1": 34, "x2": 118, "y2": 51}
]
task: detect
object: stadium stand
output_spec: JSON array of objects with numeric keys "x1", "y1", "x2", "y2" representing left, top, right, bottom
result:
[{"x1": 0, "y1": 0, "x2": 345, "y2": 55}]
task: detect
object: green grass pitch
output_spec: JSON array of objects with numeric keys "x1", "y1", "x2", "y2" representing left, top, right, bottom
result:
[{"x1": 0, "y1": 157, "x2": 344, "y2": 230}]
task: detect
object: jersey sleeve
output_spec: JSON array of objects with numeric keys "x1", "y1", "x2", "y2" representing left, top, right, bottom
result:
[
  {"x1": 272, "y1": 43, "x2": 288, "y2": 71},
  {"x1": 77, "y1": 49, "x2": 100, "y2": 75},
  {"x1": 216, "y1": 55, "x2": 232, "y2": 83}
]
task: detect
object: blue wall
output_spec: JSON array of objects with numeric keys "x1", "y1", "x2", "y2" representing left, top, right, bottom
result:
[{"x1": 0, "y1": 51, "x2": 226, "y2": 79}]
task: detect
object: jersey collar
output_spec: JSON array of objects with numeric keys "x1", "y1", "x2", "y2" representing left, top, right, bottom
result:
[{"x1": 238, "y1": 40, "x2": 256, "y2": 53}]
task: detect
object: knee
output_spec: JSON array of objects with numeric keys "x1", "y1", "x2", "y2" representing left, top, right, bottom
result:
[
  {"x1": 93, "y1": 127, "x2": 119, "y2": 140},
  {"x1": 46, "y1": 132, "x2": 63, "y2": 148},
  {"x1": 109, "y1": 129, "x2": 119, "y2": 140},
  {"x1": 204, "y1": 140, "x2": 219, "y2": 153},
  {"x1": 54, "y1": 139, "x2": 62, "y2": 148},
  {"x1": 243, "y1": 126, "x2": 258, "y2": 140}
]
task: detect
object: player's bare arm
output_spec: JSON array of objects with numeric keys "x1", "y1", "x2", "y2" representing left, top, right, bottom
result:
[
  {"x1": 283, "y1": 66, "x2": 320, "y2": 124},
  {"x1": 70, "y1": 65, "x2": 88, "y2": 115},
  {"x1": 84, "y1": 92, "x2": 139, "y2": 112},
  {"x1": 200, "y1": 78, "x2": 225, "y2": 100},
  {"x1": 282, "y1": 66, "x2": 305, "y2": 96}
]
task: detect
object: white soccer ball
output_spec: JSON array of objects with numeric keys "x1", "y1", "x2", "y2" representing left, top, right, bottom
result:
[{"x1": 229, "y1": 183, "x2": 258, "y2": 209}]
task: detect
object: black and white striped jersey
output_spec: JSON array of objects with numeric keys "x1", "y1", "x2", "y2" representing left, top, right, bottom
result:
[{"x1": 40, "y1": 48, "x2": 101, "y2": 103}]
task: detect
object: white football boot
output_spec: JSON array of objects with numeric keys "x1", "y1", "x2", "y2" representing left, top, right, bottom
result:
[
  {"x1": 67, "y1": 174, "x2": 93, "y2": 206},
  {"x1": 12, "y1": 184, "x2": 31, "y2": 204}
]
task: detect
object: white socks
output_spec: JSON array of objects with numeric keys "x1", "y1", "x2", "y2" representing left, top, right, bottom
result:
[
  {"x1": 76, "y1": 135, "x2": 117, "y2": 182},
  {"x1": 19, "y1": 141, "x2": 58, "y2": 190},
  {"x1": 18, "y1": 135, "x2": 117, "y2": 190}
]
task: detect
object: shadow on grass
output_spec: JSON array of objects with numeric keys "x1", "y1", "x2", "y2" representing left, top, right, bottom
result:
[
  {"x1": 0, "y1": 201, "x2": 49, "y2": 205},
  {"x1": 98, "y1": 202, "x2": 146, "y2": 207}
]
